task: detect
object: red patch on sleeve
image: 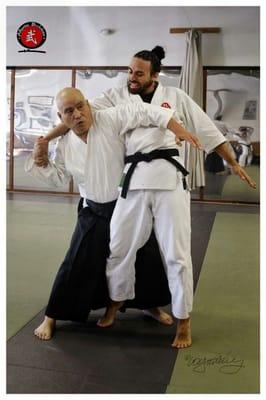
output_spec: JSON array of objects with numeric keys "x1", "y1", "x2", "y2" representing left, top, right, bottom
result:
[{"x1": 161, "y1": 102, "x2": 171, "y2": 109}]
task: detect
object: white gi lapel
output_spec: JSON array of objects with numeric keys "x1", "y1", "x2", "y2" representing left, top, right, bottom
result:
[{"x1": 151, "y1": 83, "x2": 164, "y2": 106}]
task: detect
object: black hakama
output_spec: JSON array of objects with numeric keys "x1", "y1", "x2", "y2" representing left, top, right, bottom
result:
[{"x1": 45, "y1": 198, "x2": 171, "y2": 322}]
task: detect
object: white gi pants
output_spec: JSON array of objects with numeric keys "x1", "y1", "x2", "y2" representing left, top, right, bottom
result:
[
  {"x1": 239, "y1": 144, "x2": 252, "y2": 167},
  {"x1": 106, "y1": 180, "x2": 193, "y2": 319}
]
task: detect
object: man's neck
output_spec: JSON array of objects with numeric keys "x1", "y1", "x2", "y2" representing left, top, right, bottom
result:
[
  {"x1": 73, "y1": 129, "x2": 89, "y2": 144},
  {"x1": 80, "y1": 133, "x2": 88, "y2": 143},
  {"x1": 142, "y1": 80, "x2": 158, "y2": 95},
  {"x1": 139, "y1": 82, "x2": 158, "y2": 103}
]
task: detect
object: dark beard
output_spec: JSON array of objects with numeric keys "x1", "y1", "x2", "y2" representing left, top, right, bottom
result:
[{"x1": 127, "y1": 79, "x2": 154, "y2": 95}]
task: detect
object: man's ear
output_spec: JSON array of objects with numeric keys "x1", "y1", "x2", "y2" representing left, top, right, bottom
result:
[
  {"x1": 152, "y1": 72, "x2": 159, "y2": 81},
  {"x1": 57, "y1": 111, "x2": 62, "y2": 121}
]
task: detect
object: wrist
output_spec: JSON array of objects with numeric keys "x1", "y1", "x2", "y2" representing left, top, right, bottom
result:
[
  {"x1": 38, "y1": 136, "x2": 49, "y2": 143},
  {"x1": 230, "y1": 160, "x2": 239, "y2": 168}
]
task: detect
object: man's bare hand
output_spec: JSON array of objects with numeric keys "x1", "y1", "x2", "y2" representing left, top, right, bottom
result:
[
  {"x1": 33, "y1": 137, "x2": 49, "y2": 167},
  {"x1": 231, "y1": 164, "x2": 257, "y2": 189},
  {"x1": 167, "y1": 119, "x2": 203, "y2": 150},
  {"x1": 177, "y1": 131, "x2": 203, "y2": 150}
]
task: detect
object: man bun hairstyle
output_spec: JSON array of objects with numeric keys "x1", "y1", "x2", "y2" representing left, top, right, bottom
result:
[
  {"x1": 151, "y1": 46, "x2": 165, "y2": 62},
  {"x1": 134, "y1": 45, "x2": 165, "y2": 74}
]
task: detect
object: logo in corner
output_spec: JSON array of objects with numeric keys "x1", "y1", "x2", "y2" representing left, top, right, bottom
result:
[
  {"x1": 17, "y1": 22, "x2": 47, "y2": 53},
  {"x1": 161, "y1": 102, "x2": 171, "y2": 109}
]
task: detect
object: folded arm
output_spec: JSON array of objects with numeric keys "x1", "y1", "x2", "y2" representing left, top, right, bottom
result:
[
  {"x1": 34, "y1": 124, "x2": 70, "y2": 167},
  {"x1": 25, "y1": 138, "x2": 71, "y2": 187}
]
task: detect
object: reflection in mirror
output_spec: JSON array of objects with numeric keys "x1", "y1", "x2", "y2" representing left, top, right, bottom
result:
[
  {"x1": 159, "y1": 69, "x2": 181, "y2": 87},
  {"x1": 6, "y1": 70, "x2": 11, "y2": 188},
  {"x1": 205, "y1": 69, "x2": 260, "y2": 203},
  {"x1": 76, "y1": 69, "x2": 128, "y2": 100},
  {"x1": 8, "y1": 66, "x2": 259, "y2": 202},
  {"x1": 9, "y1": 69, "x2": 72, "y2": 191}
]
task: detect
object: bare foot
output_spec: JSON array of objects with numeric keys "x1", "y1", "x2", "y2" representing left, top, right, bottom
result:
[
  {"x1": 34, "y1": 316, "x2": 56, "y2": 340},
  {"x1": 171, "y1": 317, "x2": 191, "y2": 349},
  {"x1": 97, "y1": 301, "x2": 124, "y2": 328},
  {"x1": 143, "y1": 308, "x2": 174, "y2": 326}
]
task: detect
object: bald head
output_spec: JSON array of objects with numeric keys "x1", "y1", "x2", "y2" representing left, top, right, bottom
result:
[
  {"x1": 56, "y1": 87, "x2": 92, "y2": 141},
  {"x1": 56, "y1": 87, "x2": 85, "y2": 112}
]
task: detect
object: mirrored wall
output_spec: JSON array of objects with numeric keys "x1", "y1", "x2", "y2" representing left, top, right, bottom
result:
[
  {"x1": 6, "y1": 66, "x2": 259, "y2": 203},
  {"x1": 7, "y1": 69, "x2": 72, "y2": 192},
  {"x1": 6, "y1": 70, "x2": 11, "y2": 188},
  {"x1": 204, "y1": 68, "x2": 260, "y2": 203}
]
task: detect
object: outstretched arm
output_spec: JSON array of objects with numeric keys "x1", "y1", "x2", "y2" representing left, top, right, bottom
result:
[
  {"x1": 215, "y1": 142, "x2": 256, "y2": 189},
  {"x1": 177, "y1": 91, "x2": 256, "y2": 189}
]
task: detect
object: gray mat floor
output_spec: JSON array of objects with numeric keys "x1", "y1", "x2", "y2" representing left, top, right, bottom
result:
[{"x1": 6, "y1": 195, "x2": 259, "y2": 394}]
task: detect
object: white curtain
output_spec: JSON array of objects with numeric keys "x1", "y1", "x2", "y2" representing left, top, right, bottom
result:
[{"x1": 179, "y1": 29, "x2": 205, "y2": 189}]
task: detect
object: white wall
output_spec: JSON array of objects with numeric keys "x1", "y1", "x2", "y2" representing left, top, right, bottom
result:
[{"x1": 6, "y1": 6, "x2": 259, "y2": 67}]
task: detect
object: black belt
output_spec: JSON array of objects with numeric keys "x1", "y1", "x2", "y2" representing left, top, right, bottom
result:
[
  {"x1": 121, "y1": 148, "x2": 189, "y2": 199},
  {"x1": 85, "y1": 199, "x2": 116, "y2": 218}
]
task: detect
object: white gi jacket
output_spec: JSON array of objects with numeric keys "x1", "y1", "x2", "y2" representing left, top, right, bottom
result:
[
  {"x1": 91, "y1": 83, "x2": 226, "y2": 190},
  {"x1": 25, "y1": 101, "x2": 174, "y2": 203}
]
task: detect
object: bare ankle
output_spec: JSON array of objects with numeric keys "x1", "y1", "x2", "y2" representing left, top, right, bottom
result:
[
  {"x1": 179, "y1": 316, "x2": 190, "y2": 324},
  {"x1": 44, "y1": 316, "x2": 56, "y2": 325},
  {"x1": 110, "y1": 300, "x2": 124, "y2": 311},
  {"x1": 172, "y1": 317, "x2": 192, "y2": 349}
]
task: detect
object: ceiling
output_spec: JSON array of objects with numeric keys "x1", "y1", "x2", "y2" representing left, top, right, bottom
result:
[{"x1": 6, "y1": 6, "x2": 260, "y2": 66}]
